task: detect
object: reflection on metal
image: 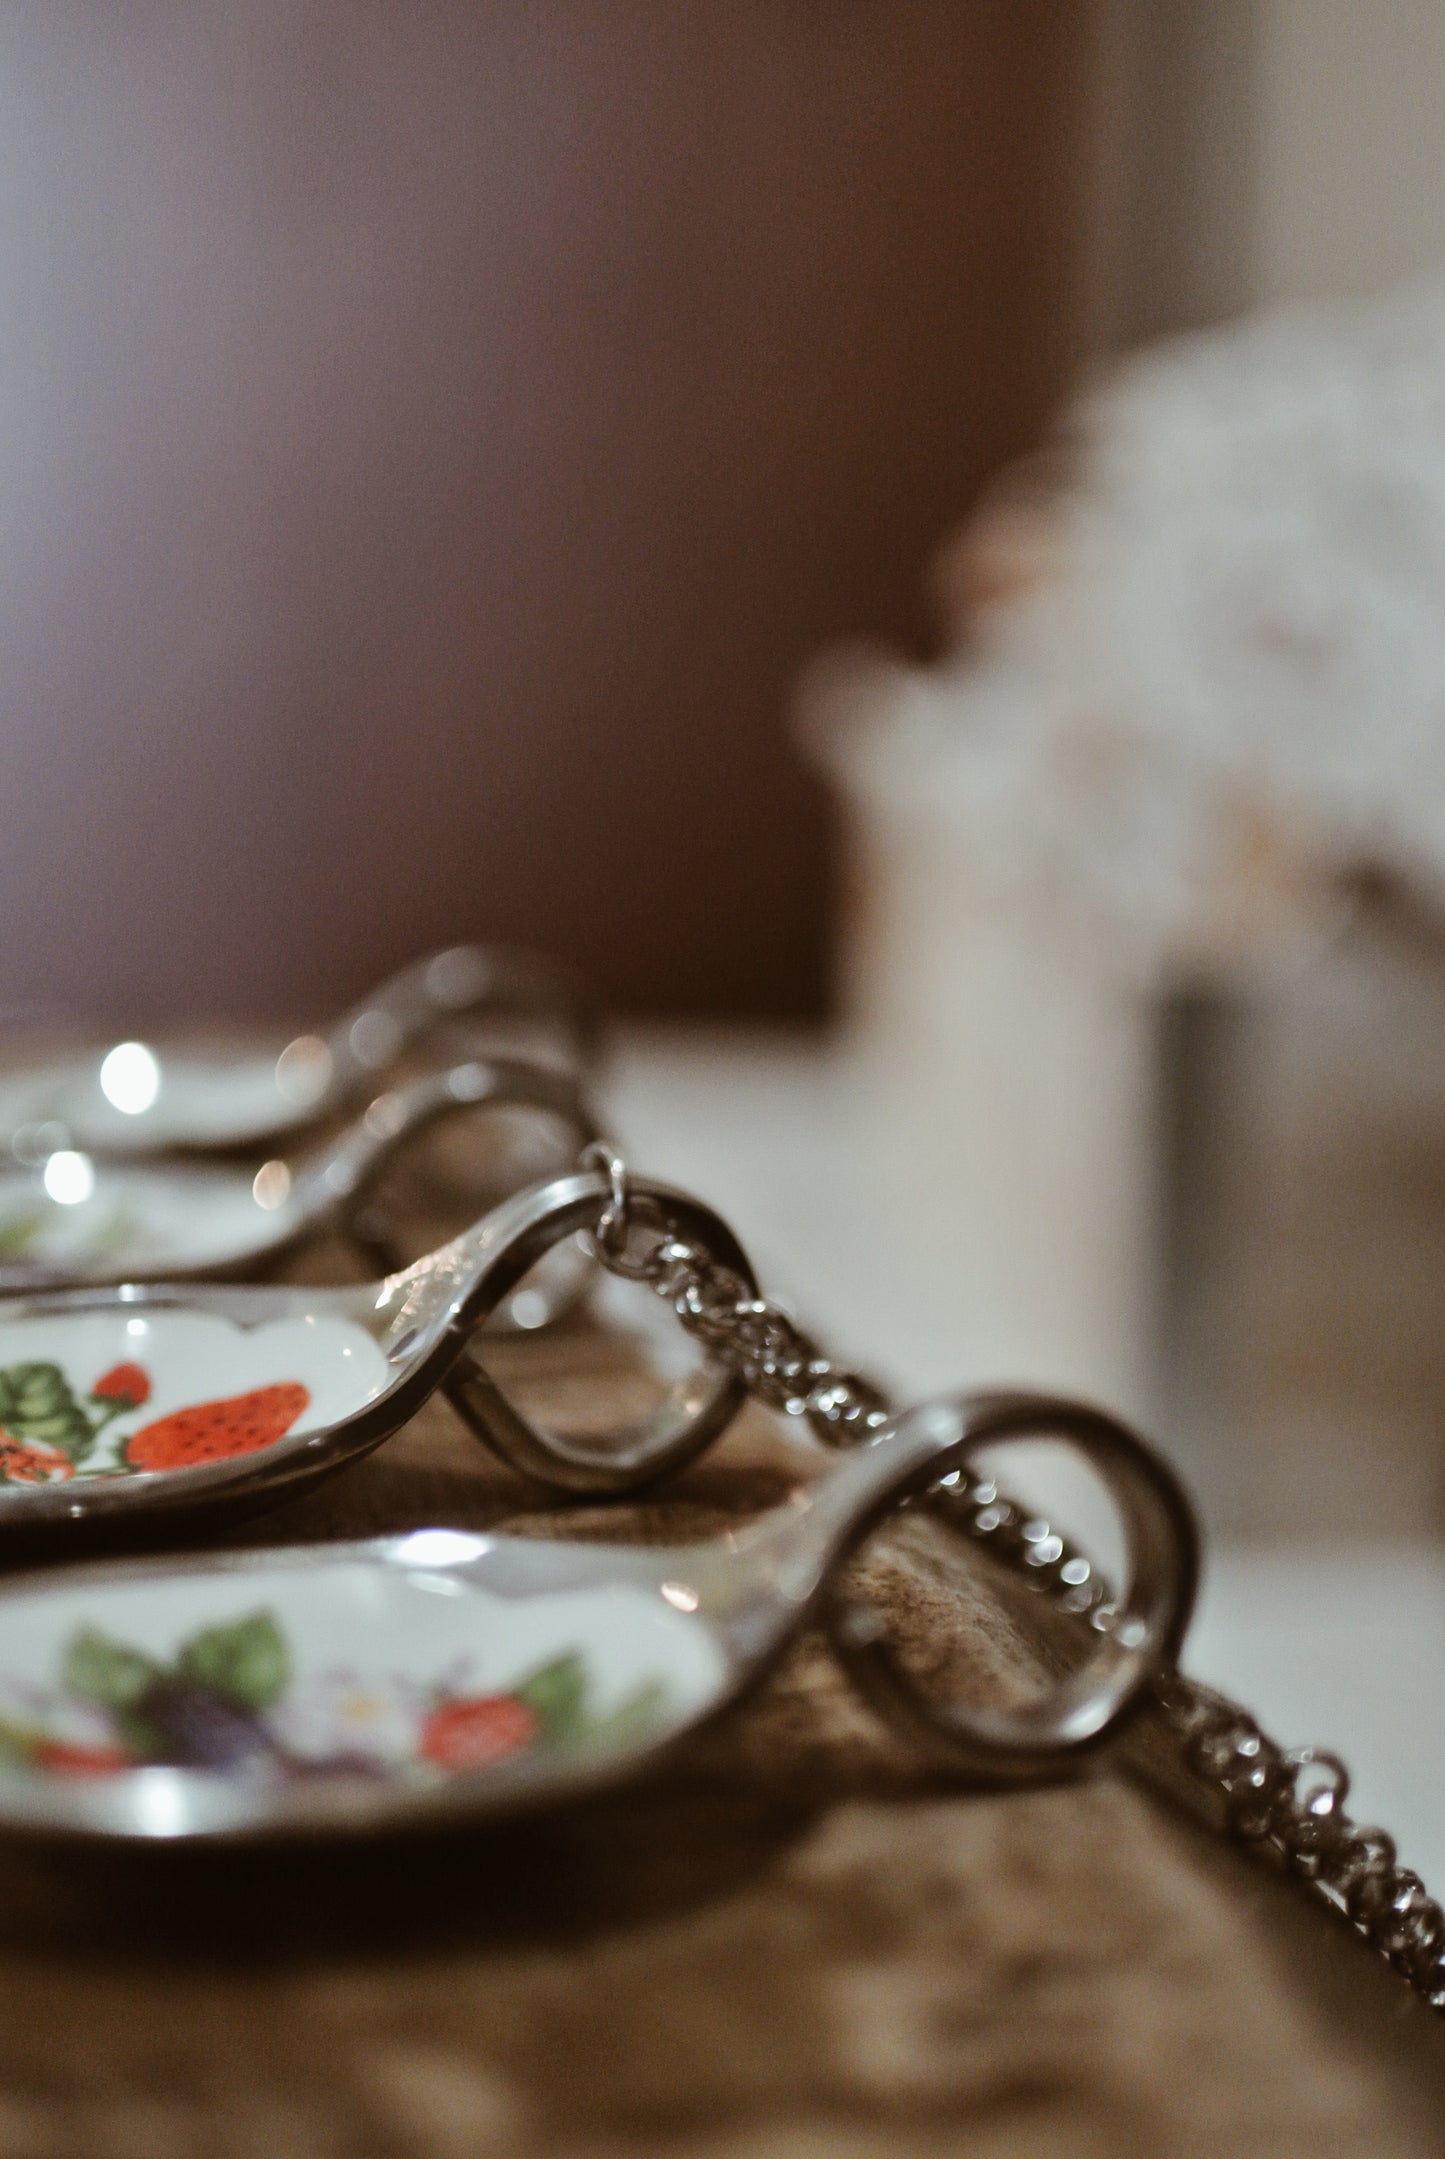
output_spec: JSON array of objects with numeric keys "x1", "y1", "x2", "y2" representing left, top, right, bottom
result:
[
  {"x1": 251, "y1": 1160, "x2": 291, "y2": 1211},
  {"x1": 98, "y1": 1041, "x2": 160, "y2": 1115},
  {"x1": 42, "y1": 1151, "x2": 94, "y2": 1206},
  {"x1": 273, "y1": 1034, "x2": 332, "y2": 1106}
]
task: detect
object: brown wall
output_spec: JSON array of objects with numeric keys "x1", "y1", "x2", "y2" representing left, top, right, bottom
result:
[{"x1": 0, "y1": 4, "x2": 1089, "y2": 1025}]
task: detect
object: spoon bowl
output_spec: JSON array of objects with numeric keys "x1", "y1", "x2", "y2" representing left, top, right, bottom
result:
[
  {"x1": 0, "y1": 1169, "x2": 756, "y2": 1545},
  {"x1": 0, "y1": 1057, "x2": 596, "y2": 1305},
  {"x1": 0, "y1": 1393, "x2": 1197, "y2": 1841},
  {"x1": 0, "y1": 946, "x2": 595, "y2": 1159}
]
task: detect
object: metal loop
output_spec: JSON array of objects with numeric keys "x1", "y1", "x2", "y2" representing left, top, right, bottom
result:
[
  {"x1": 340, "y1": 1059, "x2": 603, "y2": 1335},
  {"x1": 1282, "y1": 1746, "x2": 1351, "y2": 1822},
  {"x1": 823, "y1": 1392, "x2": 1199, "y2": 1786},
  {"x1": 443, "y1": 1166, "x2": 759, "y2": 1494},
  {"x1": 579, "y1": 1140, "x2": 695, "y2": 1286},
  {"x1": 579, "y1": 1140, "x2": 639, "y2": 1272}
]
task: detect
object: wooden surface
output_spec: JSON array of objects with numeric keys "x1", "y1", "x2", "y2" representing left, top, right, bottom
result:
[{"x1": 1, "y1": 1266, "x2": 1444, "y2": 2157}]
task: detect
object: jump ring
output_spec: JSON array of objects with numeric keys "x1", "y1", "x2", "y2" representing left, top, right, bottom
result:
[{"x1": 579, "y1": 1140, "x2": 657, "y2": 1280}]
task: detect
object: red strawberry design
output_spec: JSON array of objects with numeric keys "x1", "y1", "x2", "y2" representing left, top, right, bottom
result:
[
  {"x1": 32, "y1": 1739, "x2": 130, "y2": 1777},
  {"x1": 125, "y1": 1383, "x2": 311, "y2": 1474},
  {"x1": 420, "y1": 1694, "x2": 537, "y2": 1772},
  {"x1": 0, "y1": 1435, "x2": 75, "y2": 1485},
  {"x1": 90, "y1": 1362, "x2": 150, "y2": 1409}
]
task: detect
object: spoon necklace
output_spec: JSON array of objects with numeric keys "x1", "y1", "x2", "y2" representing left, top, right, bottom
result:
[{"x1": 0, "y1": 1095, "x2": 1434, "y2": 2011}]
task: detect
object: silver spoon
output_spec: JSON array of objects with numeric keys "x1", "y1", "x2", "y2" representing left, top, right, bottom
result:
[
  {"x1": 0, "y1": 946, "x2": 595, "y2": 1160},
  {"x1": 0, "y1": 1058, "x2": 596, "y2": 1310},
  {"x1": 0, "y1": 1391, "x2": 1196, "y2": 1842},
  {"x1": 0, "y1": 1168, "x2": 756, "y2": 1542}
]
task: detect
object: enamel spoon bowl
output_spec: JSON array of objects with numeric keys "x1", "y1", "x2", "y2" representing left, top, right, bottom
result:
[
  {"x1": 0, "y1": 1393, "x2": 1197, "y2": 1842},
  {"x1": 0, "y1": 945, "x2": 595, "y2": 1160},
  {"x1": 0, "y1": 1169, "x2": 756, "y2": 1543},
  {"x1": 0, "y1": 1058, "x2": 596, "y2": 1306}
]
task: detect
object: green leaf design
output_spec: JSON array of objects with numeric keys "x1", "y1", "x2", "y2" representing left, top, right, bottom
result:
[
  {"x1": 62, "y1": 1625, "x2": 160, "y2": 1711},
  {"x1": 583, "y1": 1679, "x2": 672, "y2": 1749},
  {"x1": 178, "y1": 1610, "x2": 290, "y2": 1712},
  {"x1": 0, "y1": 1212, "x2": 43, "y2": 1260},
  {"x1": 0, "y1": 1362, "x2": 97, "y2": 1464},
  {"x1": 0, "y1": 1715, "x2": 39, "y2": 1768},
  {"x1": 514, "y1": 1653, "x2": 589, "y2": 1740},
  {"x1": 85, "y1": 1207, "x2": 142, "y2": 1262}
]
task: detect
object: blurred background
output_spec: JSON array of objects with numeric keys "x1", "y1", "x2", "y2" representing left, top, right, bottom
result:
[
  {"x1": 0, "y1": 0, "x2": 1082, "y2": 1023},
  {"x1": 4, "y1": 5, "x2": 1445, "y2": 1861}
]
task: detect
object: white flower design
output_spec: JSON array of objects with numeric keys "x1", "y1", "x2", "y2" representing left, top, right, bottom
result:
[{"x1": 267, "y1": 1666, "x2": 424, "y2": 1767}]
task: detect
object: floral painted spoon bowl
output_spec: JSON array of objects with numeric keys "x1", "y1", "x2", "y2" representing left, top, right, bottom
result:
[
  {"x1": 0, "y1": 1168, "x2": 756, "y2": 1541},
  {"x1": 0, "y1": 946, "x2": 595, "y2": 1160},
  {"x1": 0, "y1": 1057, "x2": 597, "y2": 1315},
  {"x1": 0, "y1": 1391, "x2": 1197, "y2": 1841}
]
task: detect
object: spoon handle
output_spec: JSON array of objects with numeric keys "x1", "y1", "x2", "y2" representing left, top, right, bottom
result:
[
  {"x1": 674, "y1": 1391, "x2": 1195, "y2": 1790},
  {"x1": 324, "y1": 947, "x2": 598, "y2": 1103},
  {"x1": 380, "y1": 1167, "x2": 765, "y2": 1493},
  {"x1": 293, "y1": 1056, "x2": 599, "y2": 1241},
  {"x1": 814, "y1": 1393, "x2": 1198, "y2": 1782}
]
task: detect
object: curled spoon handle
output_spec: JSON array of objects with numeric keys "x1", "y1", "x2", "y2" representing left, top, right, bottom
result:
[
  {"x1": 366, "y1": 1166, "x2": 760, "y2": 1496},
  {"x1": 325, "y1": 946, "x2": 598, "y2": 1100},
  {"x1": 292, "y1": 1056, "x2": 599, "y2": 1231},
  {"x1": 704, "y1": 1392, "x2": 1197, "y2": 1778}
]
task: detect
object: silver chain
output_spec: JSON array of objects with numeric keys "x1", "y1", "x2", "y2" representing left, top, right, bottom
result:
[
  {"x1": 584, "y1": 1143, "x2": 894, "y2": 1445},
  {"x1": 585, "y1": 1146, "x2": 1445, "y2": 2016},
  {"x1": 945, "y1": 1489, "x2": 1445, "y2": 2012}
]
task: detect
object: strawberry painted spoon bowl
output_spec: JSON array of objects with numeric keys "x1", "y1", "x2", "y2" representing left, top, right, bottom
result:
[
  {"x1": 0, "y1": 1392, "x2": 1197, "y2": 1841},
  {"x1": 0, "y1": 1168, "x2": 756, "y2": 1544},
  {"x1": 0, "y1": 946, "x2": 595, "y2": 1160}
]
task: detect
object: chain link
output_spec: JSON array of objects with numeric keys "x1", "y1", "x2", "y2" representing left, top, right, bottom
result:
[
  {"x1": 581, "y1": 1144, "x2": 892, "y2": 1443},
  {"x1": 1149, "y1": 1673, "x2": 1445, "y2": 2007},
  {"x1": 951, "y1": 1482, "x2": 1445, "y2": 2012},
  {"x1": 586, "y1": 1149, "x2": 1445, "y2": 2017}
]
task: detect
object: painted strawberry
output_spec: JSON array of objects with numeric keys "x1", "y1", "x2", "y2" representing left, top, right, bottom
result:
[
  {"x1": 124, "y1": 1383, "x2": 311, "y2": 1474},
  {"x1": 0, "y1": 1435, "x2": 75, "y2": 1485},
  {"x1": 31, "y1": 1738, "x2": 130, "y2": 1777},
  {"x1": 420, "y1": 1694, "x2": 537, "y2": 1772},
  {"x1": 90, "y1": 1363, "x2": 150, "y2": 1411}
]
